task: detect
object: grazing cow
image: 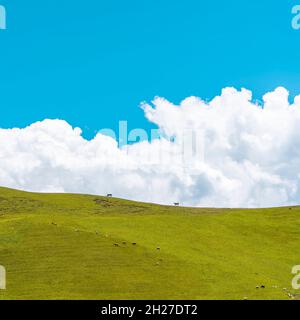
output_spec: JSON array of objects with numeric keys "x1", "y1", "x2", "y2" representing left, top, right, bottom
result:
[
  {"x1": 132, "y1": 243, "x2": 137, "y2": 246},
  {"x1": 157, "y1": 247, "x2": 160, "y2": 250},
  {"x1": 114, "y1": 243, "x2": 119, "y2": 247},
  {"x1": 51, "y1": 222, "x2": 57, "y2": 226}
]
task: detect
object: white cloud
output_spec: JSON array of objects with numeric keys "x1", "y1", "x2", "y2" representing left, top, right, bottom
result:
[{"x1": 1, "y1": 87, "x2": 300, "y2": 208}]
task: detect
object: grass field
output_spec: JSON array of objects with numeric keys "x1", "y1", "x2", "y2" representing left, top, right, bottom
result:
[{"x1": 0, "y1": 186, "x2": 299, "y2": 300}]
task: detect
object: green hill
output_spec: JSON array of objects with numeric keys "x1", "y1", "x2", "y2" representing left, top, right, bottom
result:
[{"x1": 0, "y1": 186, "x2": 299, "y2": 300}]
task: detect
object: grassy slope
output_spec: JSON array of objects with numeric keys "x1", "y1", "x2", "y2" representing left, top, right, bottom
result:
[{"x1": 0, "y1": 187, "x2": 299, "y2": 300}]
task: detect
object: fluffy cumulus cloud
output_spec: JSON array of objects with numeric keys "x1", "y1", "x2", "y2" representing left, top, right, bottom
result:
[{"x1": 1, "y1": 87, "x2": 300, "y2": 208}]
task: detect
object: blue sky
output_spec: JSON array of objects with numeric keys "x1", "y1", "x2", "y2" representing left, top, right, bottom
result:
[{"x1": 0, "y1": 0, "x2": 300, "y2": 138}]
